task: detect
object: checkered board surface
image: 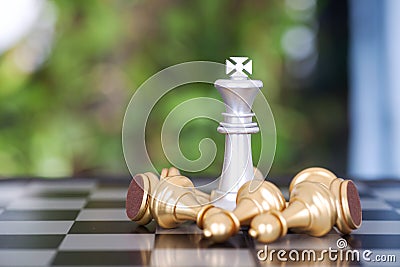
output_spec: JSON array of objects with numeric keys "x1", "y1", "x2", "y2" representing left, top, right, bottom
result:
[{"x1": 0, "y1": 178, "x2": 399, "y2": 266}]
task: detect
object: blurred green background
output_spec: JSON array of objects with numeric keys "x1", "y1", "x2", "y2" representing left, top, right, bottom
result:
[{"x1": 0, "y1": 0, "x2": 348, "y2": 178}]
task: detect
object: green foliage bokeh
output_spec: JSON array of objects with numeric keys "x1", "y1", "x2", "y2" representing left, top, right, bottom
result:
[{"x1": 0, "y1": 0, "x2": 347, "y2": 178}]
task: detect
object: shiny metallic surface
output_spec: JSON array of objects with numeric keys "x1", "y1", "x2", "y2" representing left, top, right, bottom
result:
[
  {"x1": 126, "y1": 169, "x2": 211, "y2": 226},
  {"x1": 160, "y1": 167, "x2": 210, "y2": 204},
  {"x1": 203, "y1": 180, "x2": 285, "y2": 242},
  {"x1": 150, "y1": 175, "x2": 219, "y2": 229},
  {"x1": 249, "y1": 182, "x2": 337, "y2": 243},
  {"x1": 289, "y1": 167, "x2": 362, "y2": 234},
  {"x1": 211, "y1": 75, "x2": 263, "y2": 211},
  {"x1": 289, "y1": 167, "x2": 337, "y2": 192}
]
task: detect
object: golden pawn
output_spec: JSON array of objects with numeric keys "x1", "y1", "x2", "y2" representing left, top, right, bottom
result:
[
  {"x1": 249, "y1": 181, "x2": 337, "y2": 243},
  {"x1": 150, "y1": 175, "x2": 219, "y2": 229},
  {"x1": 126, "y1": 172, "x2": 159, "y2": 225},
  {"x1": 203, "y1": 180, "x2": 286, "y2": 242},
  {"x1": 126, "y1": 167, "x2": 211, "y2": 225},
  {"x1": 160, "y1": 167, "x2": 210, "y2": 204},
  {"x1": 290, "y1": 167, "x2": 362, "y2": 234}
]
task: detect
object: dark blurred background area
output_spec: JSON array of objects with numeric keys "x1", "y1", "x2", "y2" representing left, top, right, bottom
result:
[{"x1": 0, "y1": 0, "x2": 388, "y2": 179}]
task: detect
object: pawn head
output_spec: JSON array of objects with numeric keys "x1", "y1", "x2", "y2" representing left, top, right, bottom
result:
[
  {"x1": 203, "y1": 210, "x2": 240, "y2": 243},
  {"x1": 249, "y1": 212, "x2": 283, "y2": 243}
]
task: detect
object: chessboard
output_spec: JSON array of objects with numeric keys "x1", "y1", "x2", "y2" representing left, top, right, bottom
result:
[{"x1": 0, "y1": 177, "x2": 399, "y2": 266}]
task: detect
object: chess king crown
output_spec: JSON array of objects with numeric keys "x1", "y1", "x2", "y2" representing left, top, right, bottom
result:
[{"x1": 125, "y1": 57, "x2": 362, "y2": 243}]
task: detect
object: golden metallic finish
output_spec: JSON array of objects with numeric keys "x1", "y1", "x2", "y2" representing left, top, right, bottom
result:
[
  {"x1": 160, "y1": 167, "x2": 181, "y2": 179},
  {"x1": 289, "y1": 167, "x2": 337, "y2": 192},
  {"x1": 290, "y1": 167, "x2": 362, "y2": 234},
  {"x1": 127, "y1": 168, "x2": 184, "y2": 225},
  {"x1": 160, "y1": 167, "x2": 210, "y2": 204},
  {"x1": 130, "y1": 166, "x2": 257, "y2": 225},
  {"x1": 249, "y1": 182, "x2": 337, "y2": 243},
  {"x1": 127, "y1": 168, "x2": 210, "y2": 225},
  {"x1": 150, "y1": 175, "x2": 220, "y2": 229},
  {"x1": 202, "y1": 209, "x2": 240, "y2": 243},
  {"x1": 203, "y1": 180, "x2": 286, "y2": 242}
]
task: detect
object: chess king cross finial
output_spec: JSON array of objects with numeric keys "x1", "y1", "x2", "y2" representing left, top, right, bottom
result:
[{"x1": 226, "y1": 57, "x2": 252, "y2": 79}]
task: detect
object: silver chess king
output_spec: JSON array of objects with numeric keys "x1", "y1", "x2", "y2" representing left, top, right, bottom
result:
[{"x1": 211, "y1": 57, "x2": 263, "y2": 210}]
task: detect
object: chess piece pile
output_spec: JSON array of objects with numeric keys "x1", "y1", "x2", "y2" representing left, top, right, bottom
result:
[
  {"x1": 125, "y1": 57, "x2": 362, "y2": 243},
  {"x1": 126, "y1": 166, "x2": 362, "y2": 243}
]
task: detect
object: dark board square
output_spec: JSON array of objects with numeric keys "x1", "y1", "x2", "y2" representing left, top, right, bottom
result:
[
  {"x1": 0, "y1": 235, "x2": 64, "y2": 249},
  {"x1": 52, "y1": 251, "x2": 151, "y2": 266},
  {"x1": 365, "y1": 181, "x2": 400, "y2": 188},
  {"x1": 84, "y1": 200, "x2": 126, "y2": 209},
  {"x1": 0, "y1": 210, "x2": 79, "y2": 221},
  {"x1": 358, "y1": 191, "x2": 374, "y2": 198},
  {"x1": 69, "y1": 221, "x2": 155, "y2": 234},
  {"x1": 385, "y1": 200, "x2": 400, "y2": 209},
  {"x1": 362, "y1": 210, "x2": 400, "y2": 220},
  {"x1": 27, "y1": 191, "x2": 90, "y2": 198}
]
